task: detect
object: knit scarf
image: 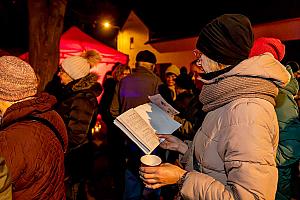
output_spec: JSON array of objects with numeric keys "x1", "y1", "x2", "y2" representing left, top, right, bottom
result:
[{"x1": 199, "y1": 76, "x2": 278, "y2": 112}]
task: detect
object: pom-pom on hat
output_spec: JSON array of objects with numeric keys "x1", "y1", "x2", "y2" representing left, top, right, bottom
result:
[
  {"x1": 249, "y1": 37, "x2": 285, "y2": 61},
  {"x1": 61, "y1": 49, "x2": 102, "y2": 80},
  {"x1": 196, "y1": 14, "x2": 254, "y2": 66},
  {"x1": 136, "y1": 50, "x2": 157, "y2": 64},
  {"x1": 0, "y1": 56, "x2": 38, "y2": 101}
]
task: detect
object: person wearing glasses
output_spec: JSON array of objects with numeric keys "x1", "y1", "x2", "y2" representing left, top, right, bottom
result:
[
  {"x1": 110, "y1": 50, "x2": 163, "y2": 200},
  {"x1": 189, "y1": 59, "x2": 205, "y2": 93},
  {"x1": 139, "y1": 14, "x2": 291, "y2": 199},
  {"x1": 55, "y1": 50, "x2": 103, "y2": 199}
]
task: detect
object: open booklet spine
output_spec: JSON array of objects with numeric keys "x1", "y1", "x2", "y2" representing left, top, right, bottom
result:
[
  {"x1": 116, "y1": 108, "x2": 160, "y2": 153},
  {"x1": 113, "y1": 118, "x2": 152, "y2": 154}
]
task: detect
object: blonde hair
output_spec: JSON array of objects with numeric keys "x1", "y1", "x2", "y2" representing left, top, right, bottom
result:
[
  {"x1": 0, "y1": 101, "x2": 13, "y2": 117},
  {"x1": 112, "y1": 64, "x2": 132, "y2": 81}
]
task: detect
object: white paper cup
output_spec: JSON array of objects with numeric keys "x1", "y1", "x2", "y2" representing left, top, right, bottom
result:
[{"x1": 140, "y1": 155, "x2": 162, "y2": 167}]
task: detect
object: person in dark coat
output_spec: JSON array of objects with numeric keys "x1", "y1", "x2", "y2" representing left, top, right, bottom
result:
[
  {"x1": 99, "y1": 63, "x2": 131, "y2": 125},
  {"x1": 173, "y1": 74, "x2": 206, "y2": 141},
  {"x1": 159, "y1": 64, "x2": 180, "y2": 105},
  {"x1": 55, "y1": 50, "x2": 102, "y2": 200},
  {"x1": 110, "y1": 50, "x2": 163, "y2": 200},
  {"x1": 56, "y1": 50, "x2": 102, "y2": 150},
  {"x1": 0, "y1": 56, "x2": 68, "y2": 199},
  {"x1": 98, "y1": 62, "x2": 131, "y2": 199}
]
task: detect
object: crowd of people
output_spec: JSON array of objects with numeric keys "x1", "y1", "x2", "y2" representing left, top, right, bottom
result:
[{"x1": 0, "y1": 13, "x2": 300, "y2": 200}]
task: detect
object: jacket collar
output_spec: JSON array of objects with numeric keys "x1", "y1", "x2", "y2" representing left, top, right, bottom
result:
[
  {"x1": 1, "y1": 93, "x2": 56, "y2": 127},
  {"x1": 199, "y1": 53, "x2": 290, "y2": 88}
]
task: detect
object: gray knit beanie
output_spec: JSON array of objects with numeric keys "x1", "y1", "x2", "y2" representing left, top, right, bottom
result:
[{"x1": 0, "y1": 56, "x2": 38, "y2": 101}]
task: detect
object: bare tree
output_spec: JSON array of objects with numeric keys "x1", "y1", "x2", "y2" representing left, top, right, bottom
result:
[{"x1": 28, "y1": 0, "x2": 67, "y2": 92}]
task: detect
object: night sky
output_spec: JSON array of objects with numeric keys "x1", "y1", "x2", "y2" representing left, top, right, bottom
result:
[{"x1": 1, "y1": 0, "x2": 300, "y2": 58}]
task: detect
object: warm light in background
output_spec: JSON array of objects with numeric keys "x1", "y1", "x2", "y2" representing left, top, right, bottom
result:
[
  {"x1": 103, "y1": 21, "x2": 111, "y2": 29},
  {"x1": 101, "y1": 20, "x2": 120, "y2": 31}
]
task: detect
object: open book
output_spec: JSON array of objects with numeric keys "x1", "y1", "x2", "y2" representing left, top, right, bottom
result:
[{"x1": 114, "y1": 94, "x2": 181, "y2": 154}]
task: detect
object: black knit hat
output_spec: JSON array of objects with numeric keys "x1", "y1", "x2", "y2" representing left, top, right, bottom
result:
[
  {"x1": 196, "y1": 14, "x2": 254, "y2": 65},
  {"x1": 136, "y1": 50, "x2": 157, "y2": 64}
]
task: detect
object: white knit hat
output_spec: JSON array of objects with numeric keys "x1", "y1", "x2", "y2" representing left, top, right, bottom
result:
[{"x1": 61, "y1": 56, "x2": 91, "y2": 80}]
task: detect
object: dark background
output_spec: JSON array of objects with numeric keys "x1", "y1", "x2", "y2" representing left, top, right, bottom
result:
[{"x1": 1, "y1": 0, "x2": 300, "y2": 63}]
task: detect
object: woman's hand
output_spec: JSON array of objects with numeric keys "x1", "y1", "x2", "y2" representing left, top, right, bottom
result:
[
  {"x1": 139, "y1": 163, "x2": 187, "y2": 189},
  {"x1": 158, "y1": 134, "x2": 188, "y2": 154}
]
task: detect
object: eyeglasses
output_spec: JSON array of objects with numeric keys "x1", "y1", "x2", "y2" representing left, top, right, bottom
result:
[
  {"x1": 196, "y1": 58, "x2": 202, "y2": 67},
  {"x1": 192, "y1": 49, "x2": 203, "y2": 67},
  {"x1": 192, "y1": 49, "x2": 202, "y2": 59}
]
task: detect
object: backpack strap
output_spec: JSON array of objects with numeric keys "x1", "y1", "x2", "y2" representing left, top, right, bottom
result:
[{"x1": 2, "y1": 115, "x2": 65, "y2": 152}]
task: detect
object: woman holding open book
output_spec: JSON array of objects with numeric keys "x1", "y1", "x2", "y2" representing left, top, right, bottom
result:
[{"x1": 139, "y1": 14, "x2": 291, "y2": 199}]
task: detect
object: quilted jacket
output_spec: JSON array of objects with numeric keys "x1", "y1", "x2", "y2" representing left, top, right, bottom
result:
[
  {"x1": 0, "y1": 93, "x2": 68, "y2": 200},
  {"x1": 180, "y1": 54, "x2": 290, "y2": 200},
  {"x1": 275, "y1": 66, "x2": 300, "y2": 200}
]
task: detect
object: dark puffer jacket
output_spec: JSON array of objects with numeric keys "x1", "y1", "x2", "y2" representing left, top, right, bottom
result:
[
  {"x1": 55, "y1": 73, "x2": 102, "y2": 150},
  {"x1": 173, "y1": 90, "x2": 206, "y2": 141},
  {"x1": 0, "y1": 93, "x2": 68, "y2": 200}
]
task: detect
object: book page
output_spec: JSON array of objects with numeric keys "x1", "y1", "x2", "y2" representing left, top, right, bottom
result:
[
  {"x1": 114, "y1": 120, "x2": 151, "y2": 154},
  {"x1": 148, "y1": 94, "x2": 179, "y2": 116},
  {"x1": 134, "y1": 103, "x2": 181, "y2": 135},
  {"x1": 115, "y1": 108, "x2": 160, "y2": 154}
]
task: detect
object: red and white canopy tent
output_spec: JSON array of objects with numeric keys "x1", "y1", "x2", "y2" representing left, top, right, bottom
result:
[{"x1": 20, "y1": 26, "x2": 129, "y2": 84}]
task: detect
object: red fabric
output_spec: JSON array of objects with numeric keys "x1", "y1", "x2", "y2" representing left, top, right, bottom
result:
[
  {"x1": 19, "y1": 26, "x2": 129, "y2": 84},
  {"x1": 59, "y1": 26, "x2": 128, "y2": 64},
  {"x1": 249, "y1": 37, "x2": 285, "y2": 61}
]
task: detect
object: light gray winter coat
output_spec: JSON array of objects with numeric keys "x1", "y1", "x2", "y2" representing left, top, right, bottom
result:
[{"x1": 180, "y1": 54, "x2": 290, "y2": 200}]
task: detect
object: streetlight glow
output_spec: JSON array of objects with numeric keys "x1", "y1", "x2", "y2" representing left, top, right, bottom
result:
[
  {"x1": 103, "y1": 21, "x2": 111, "y2": 28},
  {"x1": 100, "y1": 19, "x2": 122, "y2": 49},
  {"x1": 101, "y1": 20, "x2": 120, "y2": 30}
]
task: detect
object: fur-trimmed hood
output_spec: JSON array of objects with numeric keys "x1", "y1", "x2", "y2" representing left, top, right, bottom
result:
[{"x1": 69, "y1": 73, "x2": 102, "y2": 97}]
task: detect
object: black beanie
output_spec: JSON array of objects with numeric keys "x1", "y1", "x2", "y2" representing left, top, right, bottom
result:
[
  {"x1": 136, "y1": 50, "x2": 157, "y2": 64},
  {"x1": 196, "y1": 14, "x2": 254, "y2": 65}
]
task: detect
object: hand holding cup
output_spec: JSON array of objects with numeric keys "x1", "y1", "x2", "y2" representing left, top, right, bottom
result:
[{"x1": 140, "y1": 154, "x2": 162, "y2": 167}]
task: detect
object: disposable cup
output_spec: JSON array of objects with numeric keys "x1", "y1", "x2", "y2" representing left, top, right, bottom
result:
[{"x1": 140, "y1": 155, "x2": 162, "y2": 167}]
